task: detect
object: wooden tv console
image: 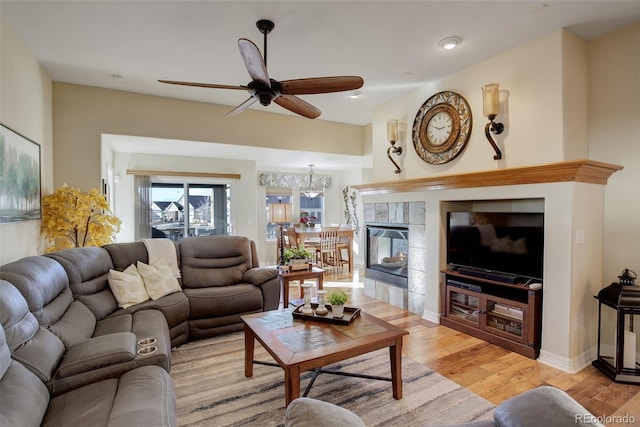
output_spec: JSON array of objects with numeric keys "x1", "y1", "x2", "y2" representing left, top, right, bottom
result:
[{"x1": 440, "y1": 269, "x2": 542, "y2": 359}]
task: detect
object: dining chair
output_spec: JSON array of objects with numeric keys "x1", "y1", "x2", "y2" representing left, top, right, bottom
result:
[
  {"x1": 285, "y1": 228, "x2": 298, "y2": 248},
  {"x1": 336, "y1": 224, "x2": 352, "y2": 269},
  {"x1": 316, "y1": 227, "x2": 339, "y2": 269}
]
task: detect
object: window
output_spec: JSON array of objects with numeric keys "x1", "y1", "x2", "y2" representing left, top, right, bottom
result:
[
  {"x1": 266, "y1": 194, "x2": 292, "y2": 241},
  {"x1": 151, "y1": 182, "x2": 230, "y2": 240},
  {"x1": 300, "y1": 194, "x2": 323, "y2": 225}
]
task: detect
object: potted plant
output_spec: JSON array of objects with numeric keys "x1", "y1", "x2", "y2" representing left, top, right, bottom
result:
[
  {"x1": 327, "y1": 290, "x2": 348, "y2": 318},
  {"x1": 41, "y1": 185, "x2": 121, "y2": 252},
  {"x1": 283, "y1": 246, "x2": 313, "y2": 270}
]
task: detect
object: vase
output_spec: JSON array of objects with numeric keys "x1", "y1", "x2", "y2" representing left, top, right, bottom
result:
[
  {"x1": 315, "y1": 290, "x2": 328, "y2": 315},
  {"x1": 301, "y1": 284, "x2": 314, "y2": 315},
  {"x1": 331, "y1": 304, "x2": 345, "y2": 318}
]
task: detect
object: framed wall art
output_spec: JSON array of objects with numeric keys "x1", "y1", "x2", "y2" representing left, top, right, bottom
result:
[{"x1": 0, "y1": 123, "x2": 41, "y2": 223}]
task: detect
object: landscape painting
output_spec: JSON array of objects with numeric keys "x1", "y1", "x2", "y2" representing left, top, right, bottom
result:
[{"x1": 0, "y1": 123, "x2": 41, "y2": 223}]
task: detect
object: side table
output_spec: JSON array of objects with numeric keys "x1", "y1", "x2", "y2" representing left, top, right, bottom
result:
[{"x1": 278, "y1": 267, "x2": 324, "y2": 307}]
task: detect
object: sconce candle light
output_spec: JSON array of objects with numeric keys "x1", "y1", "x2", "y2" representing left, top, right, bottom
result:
[
  {"x1": 482, "y1": 83, "x2": 504, "y2": 160},
  {"x1": 386, "y1": 119, "x2": 402, "y2": 174}
]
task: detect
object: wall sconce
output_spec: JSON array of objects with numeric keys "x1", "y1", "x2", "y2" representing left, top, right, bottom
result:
[
  {"x1": 482, "y1": 83, "x2": 505, "y2": 160},
  {"x1": 387, "y1": 119, "x2": 402, "y2": 174}
]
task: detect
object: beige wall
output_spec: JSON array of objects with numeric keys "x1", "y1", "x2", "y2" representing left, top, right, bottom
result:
[
  {"x1": 53, "y1": 83, "x2": 366, "y2": 191},
  {"x1": 371, "y1": 30, "x2": 572, "y2": 183},
  {"x1": 0, "y1": 16, "x2": 53, "y2": 264},
  {"x1": 588, "y1": 23, "x2": 640, "y2": 282}
]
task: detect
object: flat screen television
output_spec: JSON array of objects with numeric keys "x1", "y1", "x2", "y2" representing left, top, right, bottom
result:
[{"x1": 447, "y1": 211, "x2": 544, "y2": 281}]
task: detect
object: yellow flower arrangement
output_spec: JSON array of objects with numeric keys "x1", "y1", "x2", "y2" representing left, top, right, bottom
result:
[{"x1": 41, "y1": 185, "x2": 121, "y2": 252}]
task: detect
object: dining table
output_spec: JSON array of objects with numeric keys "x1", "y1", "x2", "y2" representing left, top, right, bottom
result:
[{"x1": 290, "y1": 226, "x2": 354, "y2": 273}]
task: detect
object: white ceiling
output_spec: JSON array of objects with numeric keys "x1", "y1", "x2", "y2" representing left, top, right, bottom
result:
[{"x1": 3, "y1": 0, "x2": 639, "y2": 127}]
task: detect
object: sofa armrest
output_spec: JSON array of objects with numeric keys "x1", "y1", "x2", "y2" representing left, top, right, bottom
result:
[
  {"x1": 56, "y1": 332, "x2": 136, "y2": 378},
  {"x1": 494, "y1": 386, "x2": 605, "y2": 427},
  {"x1": 243, "y1": 267, "x2": 278, "y2": 287}
]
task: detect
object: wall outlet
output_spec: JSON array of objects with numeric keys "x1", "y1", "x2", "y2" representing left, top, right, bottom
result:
[{"x1": 575, "y1": 230, "x2": 585, "y2": 245}]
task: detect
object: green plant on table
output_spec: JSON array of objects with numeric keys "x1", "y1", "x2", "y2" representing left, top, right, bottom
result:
[
  {"x1": 327, "y1": 290, "x2": 348, "y2": 306},
  {"x1": 282, "y1": 246, "x2": 313, "y2": 264}
]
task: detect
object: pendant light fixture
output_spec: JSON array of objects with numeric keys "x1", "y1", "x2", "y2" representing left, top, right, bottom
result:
[{"x1": 302, "y1": 164, "x2": 323, "y2": 199}]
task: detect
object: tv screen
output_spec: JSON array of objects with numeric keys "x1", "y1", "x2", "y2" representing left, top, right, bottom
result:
[{"x1": 447, "y1": 212, "x2": 544, "y2": 280}]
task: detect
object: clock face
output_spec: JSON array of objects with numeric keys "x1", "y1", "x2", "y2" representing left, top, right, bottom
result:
[
  {"x1": 426, "y1": 111, "x2": 453, "y2": 146},
  {"x1": 413, "y1": 91, "x2": 472, "y2": 164}
]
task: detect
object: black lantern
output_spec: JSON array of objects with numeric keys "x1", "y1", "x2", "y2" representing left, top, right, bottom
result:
[{"x1": 593, "y1": 269, "x2": 640, "y2": 384}]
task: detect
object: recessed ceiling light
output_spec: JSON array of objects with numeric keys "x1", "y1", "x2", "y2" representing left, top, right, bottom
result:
[
  {"x1": 438, "y1": 36, "x2": 462, "y2": 50},
  {"x1": 350, "y1": 91, "x2": 362, "y2": 99}
]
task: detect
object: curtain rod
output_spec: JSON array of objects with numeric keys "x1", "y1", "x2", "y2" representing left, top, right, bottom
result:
[{"x1": 126, "y1": 169, "x2": 241, "y2": 180}]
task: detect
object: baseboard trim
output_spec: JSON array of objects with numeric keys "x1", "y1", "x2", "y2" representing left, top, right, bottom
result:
[
  {"x1": 538, "y1": 346, "x2": 597, "y2": 373},
  {"x1": 422, "y1": 309, "x2": 440, "y2": 324}
]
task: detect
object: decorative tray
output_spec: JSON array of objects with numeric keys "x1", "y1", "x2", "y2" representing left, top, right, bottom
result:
[{"x1": 292, "y1": 303, "x2": 361, "y2": 325}]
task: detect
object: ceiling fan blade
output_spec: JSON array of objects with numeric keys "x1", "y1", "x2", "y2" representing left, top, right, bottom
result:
[
  {"x1": 274, "y1": 95, "x2": 321, "y2": 119},
  {"x1": 158, "y1": 80, "x2": 247, "y2": 90},
  {"x1": 238, "y1": 38, "x2": 270, "y2": 87},
  {"x1": 225, "y1": 96, "x2": 259, "y2": 118},
  {"x1": 280, "y1": 76, "x2": 364, "y2": 95}
]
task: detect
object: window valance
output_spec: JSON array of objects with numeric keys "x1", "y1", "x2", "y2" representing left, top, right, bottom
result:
[{"x1": 259, "y1": 172, "x2": 332, "y2": 190}]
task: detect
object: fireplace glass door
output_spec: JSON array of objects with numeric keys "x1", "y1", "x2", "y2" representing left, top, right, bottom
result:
[{"x1": 366, "y1": 224, "x2": 409, "y2": 288}]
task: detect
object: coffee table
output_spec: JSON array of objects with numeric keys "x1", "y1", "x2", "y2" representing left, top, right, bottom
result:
[{"x1": 241, "y1": 308, "x2": 409, "y2": 406}]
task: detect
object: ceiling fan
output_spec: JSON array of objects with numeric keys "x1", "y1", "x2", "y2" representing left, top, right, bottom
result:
[{"x1": 159, "y1": 19, "x2": 364, "y2": 119}]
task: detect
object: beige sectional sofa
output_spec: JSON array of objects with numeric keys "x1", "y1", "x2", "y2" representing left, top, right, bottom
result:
[{"x1": 0, "y1": 235, "x2": 279, "y2": 427}]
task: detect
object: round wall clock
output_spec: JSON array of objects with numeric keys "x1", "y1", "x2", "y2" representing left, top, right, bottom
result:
[{"x1": 412, "y1": 91, "x2": 472, "y2": 165}]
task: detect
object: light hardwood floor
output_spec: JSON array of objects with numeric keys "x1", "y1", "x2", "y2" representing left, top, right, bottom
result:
[{"x1": 290, "y1": 266, "x2": 640, "y2": 425}]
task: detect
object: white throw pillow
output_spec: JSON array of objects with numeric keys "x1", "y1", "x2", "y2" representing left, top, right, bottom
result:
[
  {"x1": 108, "y1": 264, "x2": 150, "y2": 309},
  {"x1": 137, "y1": 258, "x2": 182, "y2": 300}
]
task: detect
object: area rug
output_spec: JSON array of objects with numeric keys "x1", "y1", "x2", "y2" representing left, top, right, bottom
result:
[{"x1": 171, "y1": 332, "x2": 495, "y2": 426}]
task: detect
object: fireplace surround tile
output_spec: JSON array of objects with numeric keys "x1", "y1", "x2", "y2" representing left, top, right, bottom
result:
[{"x1": 364, "y1": 201, "x2": 426, "y2": 315}]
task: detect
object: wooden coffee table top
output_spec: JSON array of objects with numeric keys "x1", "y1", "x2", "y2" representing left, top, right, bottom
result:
[{"x1": 241, "y1": 308, "x2": 408, "y2": 369}]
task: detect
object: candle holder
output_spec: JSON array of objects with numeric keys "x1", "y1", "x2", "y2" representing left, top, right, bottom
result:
[
  {"x1": 315, "y1": 290, "x2": 328, "y2": 315},
  {"x1": 301, "y1": 284, "x2": 314, "y2": 315},
  {"x1": 387, "y1": 119, "x2": 402, "y2": 173},
  {"x1": 482, "y1": 83, "x2": 504, "y2": 160}
]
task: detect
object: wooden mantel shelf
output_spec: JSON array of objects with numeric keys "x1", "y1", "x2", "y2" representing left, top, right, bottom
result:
[{"x1": 352, "y1": 160, "x2": 623, "y2": 195}]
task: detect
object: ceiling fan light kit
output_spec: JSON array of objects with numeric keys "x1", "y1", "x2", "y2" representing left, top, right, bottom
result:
[{"x1": 159, "y1": 19, "x2": 364, "y2": 119}]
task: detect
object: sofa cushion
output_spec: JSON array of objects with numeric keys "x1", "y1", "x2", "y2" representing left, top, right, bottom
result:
[
  {"x1": 0, "y1": 256, "x2": 72, "y2": 327},
  {"x1": 103, "y1": 241, "x2": 149, "y2": 271},
  {"x1": 184, "y1": 284, "x2": 263, "y2": 319},
  {"x1": 48, "y1": 300, "x2": 97, "y2": 348},
  {"x1": 0, "y1": 280, "x2": 65, "y2": 382},
  {"x1": 41, "y1": 365, "x2": 176, "y2": 427},
  {"x1": 137, "y1": 259, "x2": 181, "y2": 300},
  {"x1": 179, "y1": 235, "x2": 253, "y2": 289},
  {"x1": 0, "y1": 327, "x2": 50, "y2": 427},
  {"x1": 46, "y1": 246, "x2": 118, "y2": 320},
  {"x1": 108, "y1": 264, "x2": 150, "y2": 308}
]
